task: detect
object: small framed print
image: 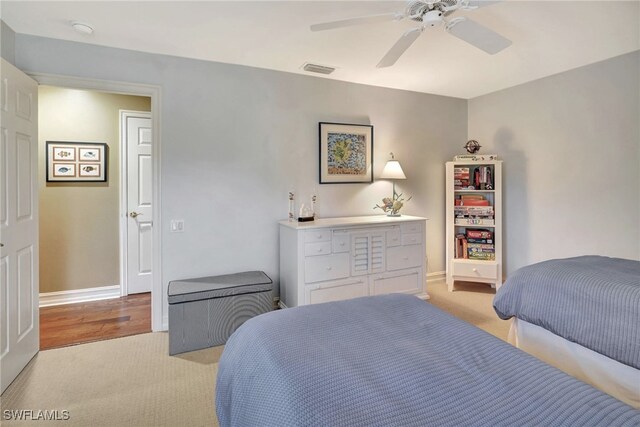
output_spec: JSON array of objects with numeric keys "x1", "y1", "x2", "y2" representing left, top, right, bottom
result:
[
  {"x1": 53, "y1": 146, "x2": 76, "y2": 161},
  {"x1": 46, "y1": 141, "x2": 108, "y2": 182},
  {"x1": 52, "y1": 163, "x2": 76, "y2": 177},
  {"x1": 79, "y1": 163, "x2": 100, "y2": 177},
  {"x1": 79, "y1": 147, "x2": 101, "y2": 162}
]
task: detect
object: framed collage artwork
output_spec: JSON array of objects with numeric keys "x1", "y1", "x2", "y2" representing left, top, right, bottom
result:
[
  {"x1": 46, "y1": 141, "x2": 108, "y2": 182},
  {"x1": 319, "y1": 122, "x2": 373, "y2": 184}
]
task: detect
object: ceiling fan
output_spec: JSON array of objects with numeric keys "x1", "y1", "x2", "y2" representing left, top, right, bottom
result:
[{"x1": 310, "y1": 0, "x2": 512, "y2": 68}]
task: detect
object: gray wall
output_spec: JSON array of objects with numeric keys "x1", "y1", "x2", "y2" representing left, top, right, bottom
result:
[
  {"x1": 15, "y1": 35, "x2": 467, "y2": 319},
  {"x1": 469, "y1": 51, "x2": 640, "y2": 276},
  {"x1": 1, "y1": 20, "x2": 15, "y2": 64}
]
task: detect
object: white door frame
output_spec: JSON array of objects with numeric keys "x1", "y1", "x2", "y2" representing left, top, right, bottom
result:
[
  {"x1": 28, "y1": 72, "x2": 164, "y2": 332},
  {"x1": 119, "y1": 110, "x2": 152, "y2": 297}
]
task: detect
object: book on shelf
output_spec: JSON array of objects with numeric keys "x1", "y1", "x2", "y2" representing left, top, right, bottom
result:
[
  {"x1": 459, "y1": 199, "x2": 489, "y2": 206},
  {"x1": 454, "y1": 167, "x2": 470, "y2": 179},
  {"x1": 468, "y1": 251, "x2": 496, "y2": 261},
  {"x1": 453, "y1": 154, "x2": 499, "y2": 161},
  {"x1": 455, "y1": 218, "x2": 495, "y2": 226},
  {"x1": 468, "y1": 243, "x2": 494, "y2": 251},
  {"x1": 473, "y1": 166, "x2": 493, "y2": 190},
  {"x1": 455, "y1": 195, "x2": 490, "y2": 206},
  {"x1": 455, "y1": 206, "x2": 494, "y2": 217},
  {"x1": 466, "y1": 229, "x2": 493, "y2": 239},
  {"x1": 467, "y1": 237, "x2": 493, "y2": 244}
]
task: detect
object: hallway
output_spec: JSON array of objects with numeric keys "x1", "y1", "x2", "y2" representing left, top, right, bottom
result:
[{"x1": 39, "y1": 293, "x2": 151, "y2": 350}]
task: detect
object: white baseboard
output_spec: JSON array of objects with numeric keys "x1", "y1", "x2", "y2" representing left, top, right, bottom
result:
[
  {"x1": 426, "y1": 271, "x2": 446, "y2": 284},
  {"x1": 39, "y1": 285, "x2": 121, "y2": 307}
]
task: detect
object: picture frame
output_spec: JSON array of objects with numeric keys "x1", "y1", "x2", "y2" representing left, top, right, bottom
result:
[
  {"x1": 46, "y1": 141, "x2": 108, "y2": 182},
  {"x1": 319, "y1": 122, "x2": 373, "y2": 184}
]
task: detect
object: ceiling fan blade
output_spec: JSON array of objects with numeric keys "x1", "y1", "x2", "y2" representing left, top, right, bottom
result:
[
  {"x1": 463, "y1": 0, "x2": 502, "y2": 9},
  {"x1": 376, "y1": 27, "x2": 423, "y2": 68},
  {"x1": 310, "y1": 13, "x2": 401, "y2": 32},
  {"x1": 446, "y1": 18, "x2": 511, "y2": 54}
]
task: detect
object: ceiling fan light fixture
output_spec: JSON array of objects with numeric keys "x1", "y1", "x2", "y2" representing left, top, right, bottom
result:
[
  {"x1": 422, "y1": 10, "x2": 444, "y2": 27},
  {"x1": 71, "y1": 21, "x2": 94, "y2": 35}
]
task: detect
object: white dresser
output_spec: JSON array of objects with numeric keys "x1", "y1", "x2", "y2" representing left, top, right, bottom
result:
[{"x1": 278, "y1": 215, "x2": 428, "y2": 308}]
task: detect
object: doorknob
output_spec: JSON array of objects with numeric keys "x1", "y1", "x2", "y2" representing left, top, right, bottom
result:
[{"x1": 129, "y1": 212, "x2": 142, "y2": 218}]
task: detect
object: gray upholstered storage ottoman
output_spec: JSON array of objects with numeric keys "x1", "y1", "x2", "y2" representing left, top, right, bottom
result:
[{"x1": 168, "y1": 271, "x2": 273, "y2": 355}]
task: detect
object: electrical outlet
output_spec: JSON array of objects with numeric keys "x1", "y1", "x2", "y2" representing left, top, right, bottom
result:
[{"x1": 170, "y1": 220, "x2": 184, "y2": 233}]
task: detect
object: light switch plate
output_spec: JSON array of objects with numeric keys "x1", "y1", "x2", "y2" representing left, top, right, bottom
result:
[{"x1": 170, "y1": 220, "x2": 184, "y2": 233}]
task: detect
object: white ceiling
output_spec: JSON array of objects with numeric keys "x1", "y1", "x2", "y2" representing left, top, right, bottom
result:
[{"x1": 2, "y1": 1, "x2": 639, "y2": 99}]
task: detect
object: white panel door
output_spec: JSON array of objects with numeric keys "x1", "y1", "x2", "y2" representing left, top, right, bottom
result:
[
  {"x1": 0, "y1": 59, "x2": 39, "y2": 393},
  {"x1": 125, "y1": 113, "x2": 152, "y2": 294}
]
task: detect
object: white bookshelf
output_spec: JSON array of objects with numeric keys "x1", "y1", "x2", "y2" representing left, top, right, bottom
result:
[{"x1": 445, "y1": 160, "x2": 502, "y2": 291}]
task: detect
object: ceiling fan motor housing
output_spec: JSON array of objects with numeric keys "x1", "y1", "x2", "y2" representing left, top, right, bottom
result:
[{"x1": 423, "y1": 10, "x2": 444, "y2": 27}]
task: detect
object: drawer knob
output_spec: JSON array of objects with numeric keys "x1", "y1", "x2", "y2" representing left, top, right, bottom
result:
[
  {"x1": 340, "y1": 242, "x2": 345, "y2": 246},
  {"x1": 403, "y1": 257, "x2": 409, "y2": 261},
  {"x1": 472, "y1": 268, "x2": 478, "y2": 272},
  {"x1": 317, "y1": 248, "x2": 322, "y2": 252},
  {"x1": 317, "y1": 235, "x2": 322, "y2": 239},
  {"x1": 326, "y1": 266, "x2": 332, "y2": 271}
]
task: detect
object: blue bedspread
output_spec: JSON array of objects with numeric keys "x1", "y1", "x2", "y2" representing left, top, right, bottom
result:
[
  {"x1": 216, "y1": 294, "x2": 639, "y2": 426},
  {"x1": 494, "y1": 256, "x2": 640, "y2": 369}
]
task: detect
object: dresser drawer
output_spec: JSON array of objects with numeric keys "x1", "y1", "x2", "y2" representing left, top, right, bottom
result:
[
  {"x1": 304, "y1": 253, "x2": 350, "y2": 284},
  {"x1": 305, "y1": 242, "x2": 332, "y2": 257},
  {"x1": 332, "y1": 233, "x2": 350, "y2": 253},
  {"x1": 452, "y1": 260, "x2": 497, "y2": 280},
  {"x1": 400, "y1": 222, "x2": 422, "y2": 234},
  {"x1": 305, "y1": 278, "x2": 368, "y2": 305},
  {"x1": 305, "y1": 230, "x2": 331, "y2": 243},
  {"x1": 401, "y1": 233, "x2": 422, "y2": 246},
  {"x1": 371, "y1": 269, "x2": 421, "y2": 296},
  {"x1": 387, "y1": 245, "x2": 422, "y2": 271},
  {"x1": 386, "y1": 230, "x2": 401, "y2": 247}
]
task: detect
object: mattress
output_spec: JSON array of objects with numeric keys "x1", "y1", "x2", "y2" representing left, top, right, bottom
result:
[
  {"x1": 215, "y1": 294, "x2": 639, "y2": 426},
  {"x1": 509, "y1": 318, "x2": 640, "y2": 408}
]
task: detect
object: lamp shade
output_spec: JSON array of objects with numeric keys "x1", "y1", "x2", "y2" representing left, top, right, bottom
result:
[{"x1": 380, "y1": 160, "x2": 406, "y2": 180}]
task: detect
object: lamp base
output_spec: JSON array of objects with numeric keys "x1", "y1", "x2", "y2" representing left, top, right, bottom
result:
[{"x1": 386, "y1": 213, "x2": 401, "y2": 217}]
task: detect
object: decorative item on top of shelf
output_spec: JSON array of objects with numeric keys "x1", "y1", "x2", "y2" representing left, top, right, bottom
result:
[
  {"x1": 463, "y1": 139, "x2": 481, "y2": 154},
  {"x1": 374, "y1": 152, "x2": 411, "y2": 217},
  {"x1": 453, "y1": 154, "x2": 499, "y2": 161},
  {"x1": 319, "y1": 122, "x2": 373, "y2": 184}
]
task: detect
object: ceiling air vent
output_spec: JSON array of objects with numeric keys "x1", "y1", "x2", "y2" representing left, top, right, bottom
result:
[{"x1": 302, "y1": 63, "x2": 336, "y2": 75}]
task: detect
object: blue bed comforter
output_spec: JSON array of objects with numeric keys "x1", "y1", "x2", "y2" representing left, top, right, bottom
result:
[
  {"x1": 216, "y1": 294, "x2": 639, "y2": 426},
  {"x1": 494, "y1": 256, "x2": 640, "y2": 369}
]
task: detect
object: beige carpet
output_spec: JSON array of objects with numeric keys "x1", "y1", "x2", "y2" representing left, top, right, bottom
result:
[
  {"x1": 1, "y1": 333, "x2": 223, "y2": 426},
  {"x1": 1, "y1": 281, "x2": 509, "y2": 426},
  {"x1": 429, "y1": 280, "x2": 511, "y2": 340}
]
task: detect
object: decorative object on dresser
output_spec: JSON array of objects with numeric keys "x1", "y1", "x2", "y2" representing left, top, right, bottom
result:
[
  {"x1": 319, "y1": 122, "x2": 373, "y2": 184},
  {"x1": 279, "y1": 215, "x2": 428, "y2": 308},
  {"x1": 375, "y1": 152, "x2": 411, "y2": 217},
  {"x1": 288, "y1": 191, "x2": 295, "y2": 222},
  {"x1": 445, "y1": 159, "x2": 502, "y2": 291}
]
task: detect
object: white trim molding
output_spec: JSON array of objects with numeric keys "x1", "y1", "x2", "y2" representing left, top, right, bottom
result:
[
  {"x1": 27, "y1": 71, "x2": 164, "y2": 332},
  {"x1": 39, "y1": 285, "x2": 120, "y2": 307},
  {"x1": 427, "y1": 271, "x2": 446, "y2": 284}
]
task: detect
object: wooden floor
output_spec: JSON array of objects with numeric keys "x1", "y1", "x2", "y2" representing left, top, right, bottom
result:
[{"x1": 40, "y1": 293, "x2": 151, "y2": 350}]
